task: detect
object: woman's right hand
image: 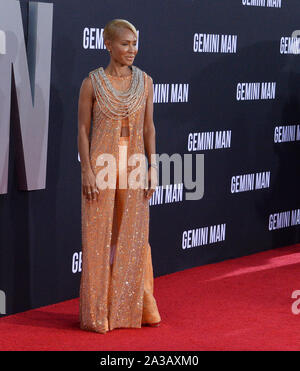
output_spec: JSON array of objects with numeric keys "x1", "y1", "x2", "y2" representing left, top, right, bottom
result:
[{"x1": 82, "y1": 169, "x2": 100, "y2": 202}]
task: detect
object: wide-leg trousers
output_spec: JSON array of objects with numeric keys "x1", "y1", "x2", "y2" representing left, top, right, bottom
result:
[{"x1": 109, "y1": 136, "x2": 161, "y2": 325}]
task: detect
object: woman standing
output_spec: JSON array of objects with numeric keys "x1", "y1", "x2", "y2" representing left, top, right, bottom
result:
[{"x1": 77, "y1": 19, "x2": 161, "y2": 334}]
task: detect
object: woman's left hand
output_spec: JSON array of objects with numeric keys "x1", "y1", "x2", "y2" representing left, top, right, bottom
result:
[{"x1": 144, "y1": 167, "x2": 158, "y2": 200}]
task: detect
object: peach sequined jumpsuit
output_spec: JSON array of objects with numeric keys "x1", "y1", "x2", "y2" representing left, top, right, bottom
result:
[{"x1": 79, "y1": 65, "x2": 161, "y2": 333}]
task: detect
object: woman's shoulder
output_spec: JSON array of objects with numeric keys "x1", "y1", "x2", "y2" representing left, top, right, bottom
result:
[
  {"x1": 80, "y1": 73, "x2": 95, "y2": 99},
  {"x1": 88, "y1": 66, "x2": 102, "y2": 77},
  {"x1": 135, "y1": 66, "x2": 153, "y2": 84}
]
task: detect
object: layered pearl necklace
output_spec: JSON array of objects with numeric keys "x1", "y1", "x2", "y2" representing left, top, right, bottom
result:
[{"x1": 90, "y1": 65, "x2": 146, "y2": 120}]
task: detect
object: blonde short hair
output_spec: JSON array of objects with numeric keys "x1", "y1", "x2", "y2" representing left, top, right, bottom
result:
[{"x1": 103, "y1": 19, "x2": 137, "y2": 42}]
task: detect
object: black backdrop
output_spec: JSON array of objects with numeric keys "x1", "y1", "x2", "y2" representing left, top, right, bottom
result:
[{"x1": 0, "y1": 0, "x2": 300, "y2": 316}]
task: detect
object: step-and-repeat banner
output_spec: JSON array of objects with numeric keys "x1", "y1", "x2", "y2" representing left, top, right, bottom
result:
[{"x1": 0, "y1": 0, "x2": 299, "y2": 316}]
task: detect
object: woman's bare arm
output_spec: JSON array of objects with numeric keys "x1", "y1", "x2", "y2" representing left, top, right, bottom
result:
[
  {"x1": 143, "y1": 75, "x2": 158, "y2": 199},
  {"x1": 78, "y1": 76, "x2": 94, "y2": 173},
  {"x1": 143, "y1": 75, "x2": 157, "y2": 167},
  {"x1": 78, "y1": 76, "x2": 100, "y2": 201}
]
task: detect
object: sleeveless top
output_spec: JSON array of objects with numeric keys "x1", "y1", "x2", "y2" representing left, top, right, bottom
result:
[
  {"x1": 79, "y1": 65, "x2": 152, "y2": 333},
  {"x1": 97, "y1": 70, "x2": 131, "y2": 135},
  {"x1": 100, "y1": 71, "x2": 132, "y2": 136}
]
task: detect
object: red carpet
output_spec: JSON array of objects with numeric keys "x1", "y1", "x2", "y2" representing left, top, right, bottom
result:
[{"x1": 1, "y1": 244, "x2": 300, "y2": 351}]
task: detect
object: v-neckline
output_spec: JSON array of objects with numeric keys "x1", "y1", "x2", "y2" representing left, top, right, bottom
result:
[
  {"x1": 104, "y1": 65, "x2": 133, "y2": 79},
  {"x1": 101, "y1": 66, "x2": 134, "y2": 94},
  {"x1": 102, "y1": 66, "x2": 133, "y2": 79}
]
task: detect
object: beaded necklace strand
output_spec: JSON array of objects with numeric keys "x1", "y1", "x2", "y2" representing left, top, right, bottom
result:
[{"x1": 90, "y1": 65, "x2": 146, "y2": 120}]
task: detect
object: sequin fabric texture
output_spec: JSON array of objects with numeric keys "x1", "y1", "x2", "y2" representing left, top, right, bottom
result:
[{"x1": 79, "y1": 65, "x2": 161, "y2": 333}]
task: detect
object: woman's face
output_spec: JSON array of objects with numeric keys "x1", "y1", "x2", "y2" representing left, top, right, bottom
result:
[{"x1": 107, "y1": 27, "x2": 138, "y2": 66}]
